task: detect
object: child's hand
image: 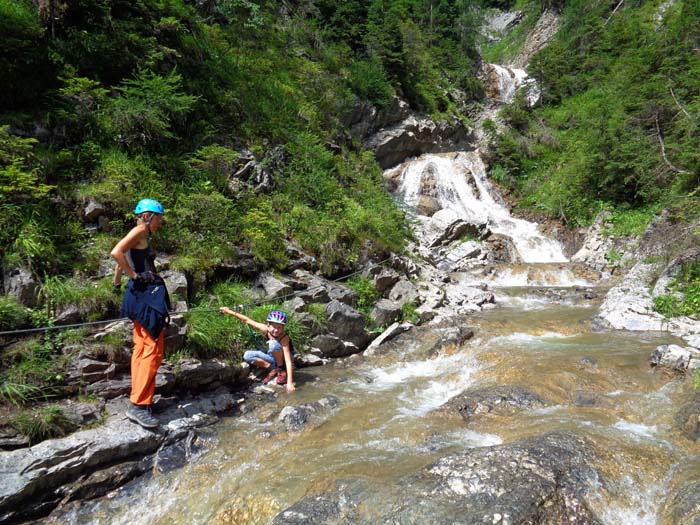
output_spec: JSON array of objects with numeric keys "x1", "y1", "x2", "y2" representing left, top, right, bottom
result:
[{"x1": 286, "y1": 382, "x2": 296, "y2": 393}]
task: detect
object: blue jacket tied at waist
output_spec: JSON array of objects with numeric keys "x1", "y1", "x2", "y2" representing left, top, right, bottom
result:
[{"x1": 121, "y1": 278, "x2": 171, "y2": 339}]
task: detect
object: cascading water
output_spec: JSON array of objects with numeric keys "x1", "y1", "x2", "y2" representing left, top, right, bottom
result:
[
  {"x1": 394, "y1": 151, "x2": 568, "y2": 264},
  {"x1": 489, "y1": 64, "x2": 541, "y2": 106}
]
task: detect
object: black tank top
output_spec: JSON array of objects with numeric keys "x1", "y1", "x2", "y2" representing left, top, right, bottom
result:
[{"x1": 129, "y1": 246, "x2": 157, "y2": 274}]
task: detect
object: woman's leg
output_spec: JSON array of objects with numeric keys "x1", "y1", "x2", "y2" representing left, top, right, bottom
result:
[{"x1": 130, "y1": 321, "x2": 165, "y2": 405}]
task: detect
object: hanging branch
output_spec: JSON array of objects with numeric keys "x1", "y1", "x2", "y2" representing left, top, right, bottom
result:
[
  {"x1": 669, "y1": 87, "x2": 695, "y2": 123},
  {"x1": 604, "y1": 0, "x2": 625, "y2": 26},
  {"x1": 654, "y1": 112, "x2": 688, "y2": 174}
]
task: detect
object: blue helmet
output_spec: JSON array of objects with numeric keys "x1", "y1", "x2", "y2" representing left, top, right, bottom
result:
[
  {"x1": 266, "y1": 310, "x2": 287, "y2": 325},
  {"x1": 134, "y1": 198, "x2": 164, "y2": 215}
]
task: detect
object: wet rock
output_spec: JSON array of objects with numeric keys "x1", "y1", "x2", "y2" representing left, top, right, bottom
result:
[
  {"x1": 674, "y1": 397, "x2": 700, "y2": 441},
  {"x1": 577, "y1": 356, "x2": 598, "y2": 369},
  {"x1": 0, "y1": 417, "x2": 163, "y2": 523},
  {"x1": 85, "y1": 376, "x2": 132, "y2": 399},
  {"x1": 277, "y1": 395, "x2": 340, "y2": 432},
  {"x1": 387, "y1": 279, "x2": 419, "y2": 306},
  {"x1": 326, "y1": 300, "x2": 369, "y2": 349},
  {"x1": 391, "y1": 432, "x2": 602, "y2": 525},
  {"x1": 425, "y1": 324, "x2": 474, "y2": 356},
  {"x1": 161, "y1": 269, "x2": 188, "y2": 302},
  {"x1": 594, "y1": 262, "x2": 669, "y2": 331},
  {"x1": 571, "y1": 390, "x2": 608, "y2": 408},
  {"x1": 443, "y1": 385, "x2": 548, "y2": 420},
  {"x1": 511, "y1": 8, "x2": 561, "y2": 68},
  {"x1": 295, "y1": 353, "x2": 324, "y2": 367},
  {"x1": 367, "y1": 267, "x2": 400, "y2": 295},
  {"x1": 660, "y1": 480, "x2": 700, "y2": 525},
  {"x1": 0, "y1": 427, "x2": 30, "y2": 450},
  {"x1": 362, "y1": 322, "x2": 413, "y2": 357},
  {"x1": 310, "y1": 334, "x2": 346, "y2": 358},
  {"x1": 273, "y1": 485, "x2": 360, "y2": 524},
  {"x1": 173, "y1": 359, "x2": 247, "y2": 391},
  {"x1": 83, "y1": 199, "x2": 105, "y2": 221},
  {"x1": 363, "y1": 115, "x2": 474, "y2": 169},
  {"x1": 255, "y1": 272, "x2": 296, "y2": 300},
  {"x1": 650, "y1": 344, "x2": 700, "y2": 373},
  {"x1": 57, "y1": 458, "x2": 151, "y2": 504},
  {"x1": 327, "y1": 284, "x2": 357, "y2": 306},
  {"x1": 274, "y1": 433, "x2": 603, "y2": 525}
]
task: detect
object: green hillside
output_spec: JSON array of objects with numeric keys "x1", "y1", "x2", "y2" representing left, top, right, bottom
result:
[{"x1": 485, "y1": 0, "x2": 700, "y2": 232}]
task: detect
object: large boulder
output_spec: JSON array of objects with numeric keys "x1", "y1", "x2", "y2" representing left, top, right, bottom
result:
[
  {"x1": 363, "y1": 115, "x2": 474, "y2": 169},
  {"x1": 273, "y1": 432, "x2": 604, "y2": 525},
  {"x1": 442, "y1": 385, "x2": 549, "y2": 421},
  {"x1": 3, "y1": 268, "x2": 39, "y2": 308},
  {"x1": 0, "y1": 418, "x2": 163, "y2": 523},
  {"x1": 325, "y1": 300, "x2": 369, "y2": 349}
]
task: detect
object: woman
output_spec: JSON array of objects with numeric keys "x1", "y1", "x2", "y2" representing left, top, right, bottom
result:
[{"x1": 111, "y1": 198, "x2": 170, "y2": 428}]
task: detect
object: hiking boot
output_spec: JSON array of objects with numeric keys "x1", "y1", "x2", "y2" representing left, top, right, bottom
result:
[
  {"x1": 276, "y1": 370, "x2": 287, "y2": 385},
  {"x1": 261, "y1": 368, "x2": 278, "y2": 384},
  {"x1": 126, "y1": 404, "x2": 159, "y2": 429}
]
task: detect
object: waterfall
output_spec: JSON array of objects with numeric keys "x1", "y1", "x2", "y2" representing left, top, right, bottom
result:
[
  {"x1": 489, "y1": 64, "x2": 540, "y2": 106},
  {"x1": 394, "y1": 151, "x2": 568, "y2": 264}
]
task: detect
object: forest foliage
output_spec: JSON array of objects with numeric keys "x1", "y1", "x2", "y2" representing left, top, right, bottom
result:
[
  {"x1": 485, "y1": 0, "x2": 700, "y2": 230},
  {"x1": 0, "y1": 0, "x2": 492, "y2": 289}
]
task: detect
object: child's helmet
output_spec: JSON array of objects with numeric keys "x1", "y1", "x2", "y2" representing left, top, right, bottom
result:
[
  {"x1": 134, "y1": 198, "x2": 164, "y2": 215},
  {"x1": 266, "y1": 310, "x2": 287, "y2": 325}
]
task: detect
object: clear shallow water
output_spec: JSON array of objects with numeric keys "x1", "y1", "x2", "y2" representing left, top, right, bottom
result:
[{"x1": 39, "y1": 287, "x2": 697, "y2": 525}]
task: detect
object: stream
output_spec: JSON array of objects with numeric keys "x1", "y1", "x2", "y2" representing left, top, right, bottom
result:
[
  {"x1": 39, "y1": 275, "x2": 691, "y2": 525},
  {"x1": 36, "y1": 66, "x2": 697, "y2": 525}
]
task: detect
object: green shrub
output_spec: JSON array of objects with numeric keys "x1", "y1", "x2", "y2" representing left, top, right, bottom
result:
[
  {"x1": 39, "y1": 276, "x2": 118, "y2": 320},
  {"x1": 98, "y1": 70, "x2": 197, "y2": 149},
  {"x1": 0, "y1": 382, "x2": 43, "y2": 407},
  {"x1": 0, "y1": 295, "x2": 31, "y2": 331},
  {"x1": 400, "y1": 301, "x2": 419, "y2": 325},
  {"x1": 186, "y1": 144, "x2": 240, "y2": 193},
  {"x1": 1, "y1": 335, "x2": 68, "y2": 388},
  {"x1": 11, "y1": 405, "x2": 74, "y2": 444},
  {"x1": 346, "y1": 275, "x2": 379, "y2": 316},
  {"x1": 348, "y1": 55, "x2": 394, "y2": 107},
  {"x1": 603, "y1": 205, "x2": 661, "y2": 237},
  {"x1": 653, "y1": 261, "x2": 700, "y2": 318},
  {"x1": 306, "y1": 303, "x2": 329, "y2": 333},
  {"x1": 167, "y1": 191, "x2": 240, "y2": 273},
  {"x1": 79, "y1": 149, "x2": 166, "y2": 218}
]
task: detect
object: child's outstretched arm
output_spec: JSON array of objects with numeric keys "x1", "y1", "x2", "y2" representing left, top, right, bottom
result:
[
  {"x1": 282, "y1": 339, "x2": 295, "y2": 393},
  {"x1": 220, "y1": 307, "x2": 268, "y2": 333}
]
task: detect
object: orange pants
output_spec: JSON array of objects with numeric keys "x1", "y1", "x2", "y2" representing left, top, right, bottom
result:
[{"x1": 130, "y1": 321, "x2": 164, "y2": 405}]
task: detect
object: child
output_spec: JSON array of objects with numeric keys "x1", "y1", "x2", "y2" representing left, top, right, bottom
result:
[{"x1": 220, "y1": 307, "x2": 296, "y2": 393}]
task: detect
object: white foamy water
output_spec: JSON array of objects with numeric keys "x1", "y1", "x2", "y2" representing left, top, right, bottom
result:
[
  {"x1": 487, "y1": 331, "x2": 573, "y2": 347},
  {"x1": 598, "y1": 475, "x2": 666, "y2": 525},
  {"x1": 613, "y1": 420, "x2": 659, "y2": 440},
  {"x1": 366, "y1": 353, "x2": 479, "y2": 416},
  {"x1": 459, "y1": 265, "x2": 592, "y2": 288},
  {"x1": 395, "y1": 152, "x2": 568, "y2": 263},
  {"x1": 490, "y1": 64, "x2": 540, "y2": 105}
]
